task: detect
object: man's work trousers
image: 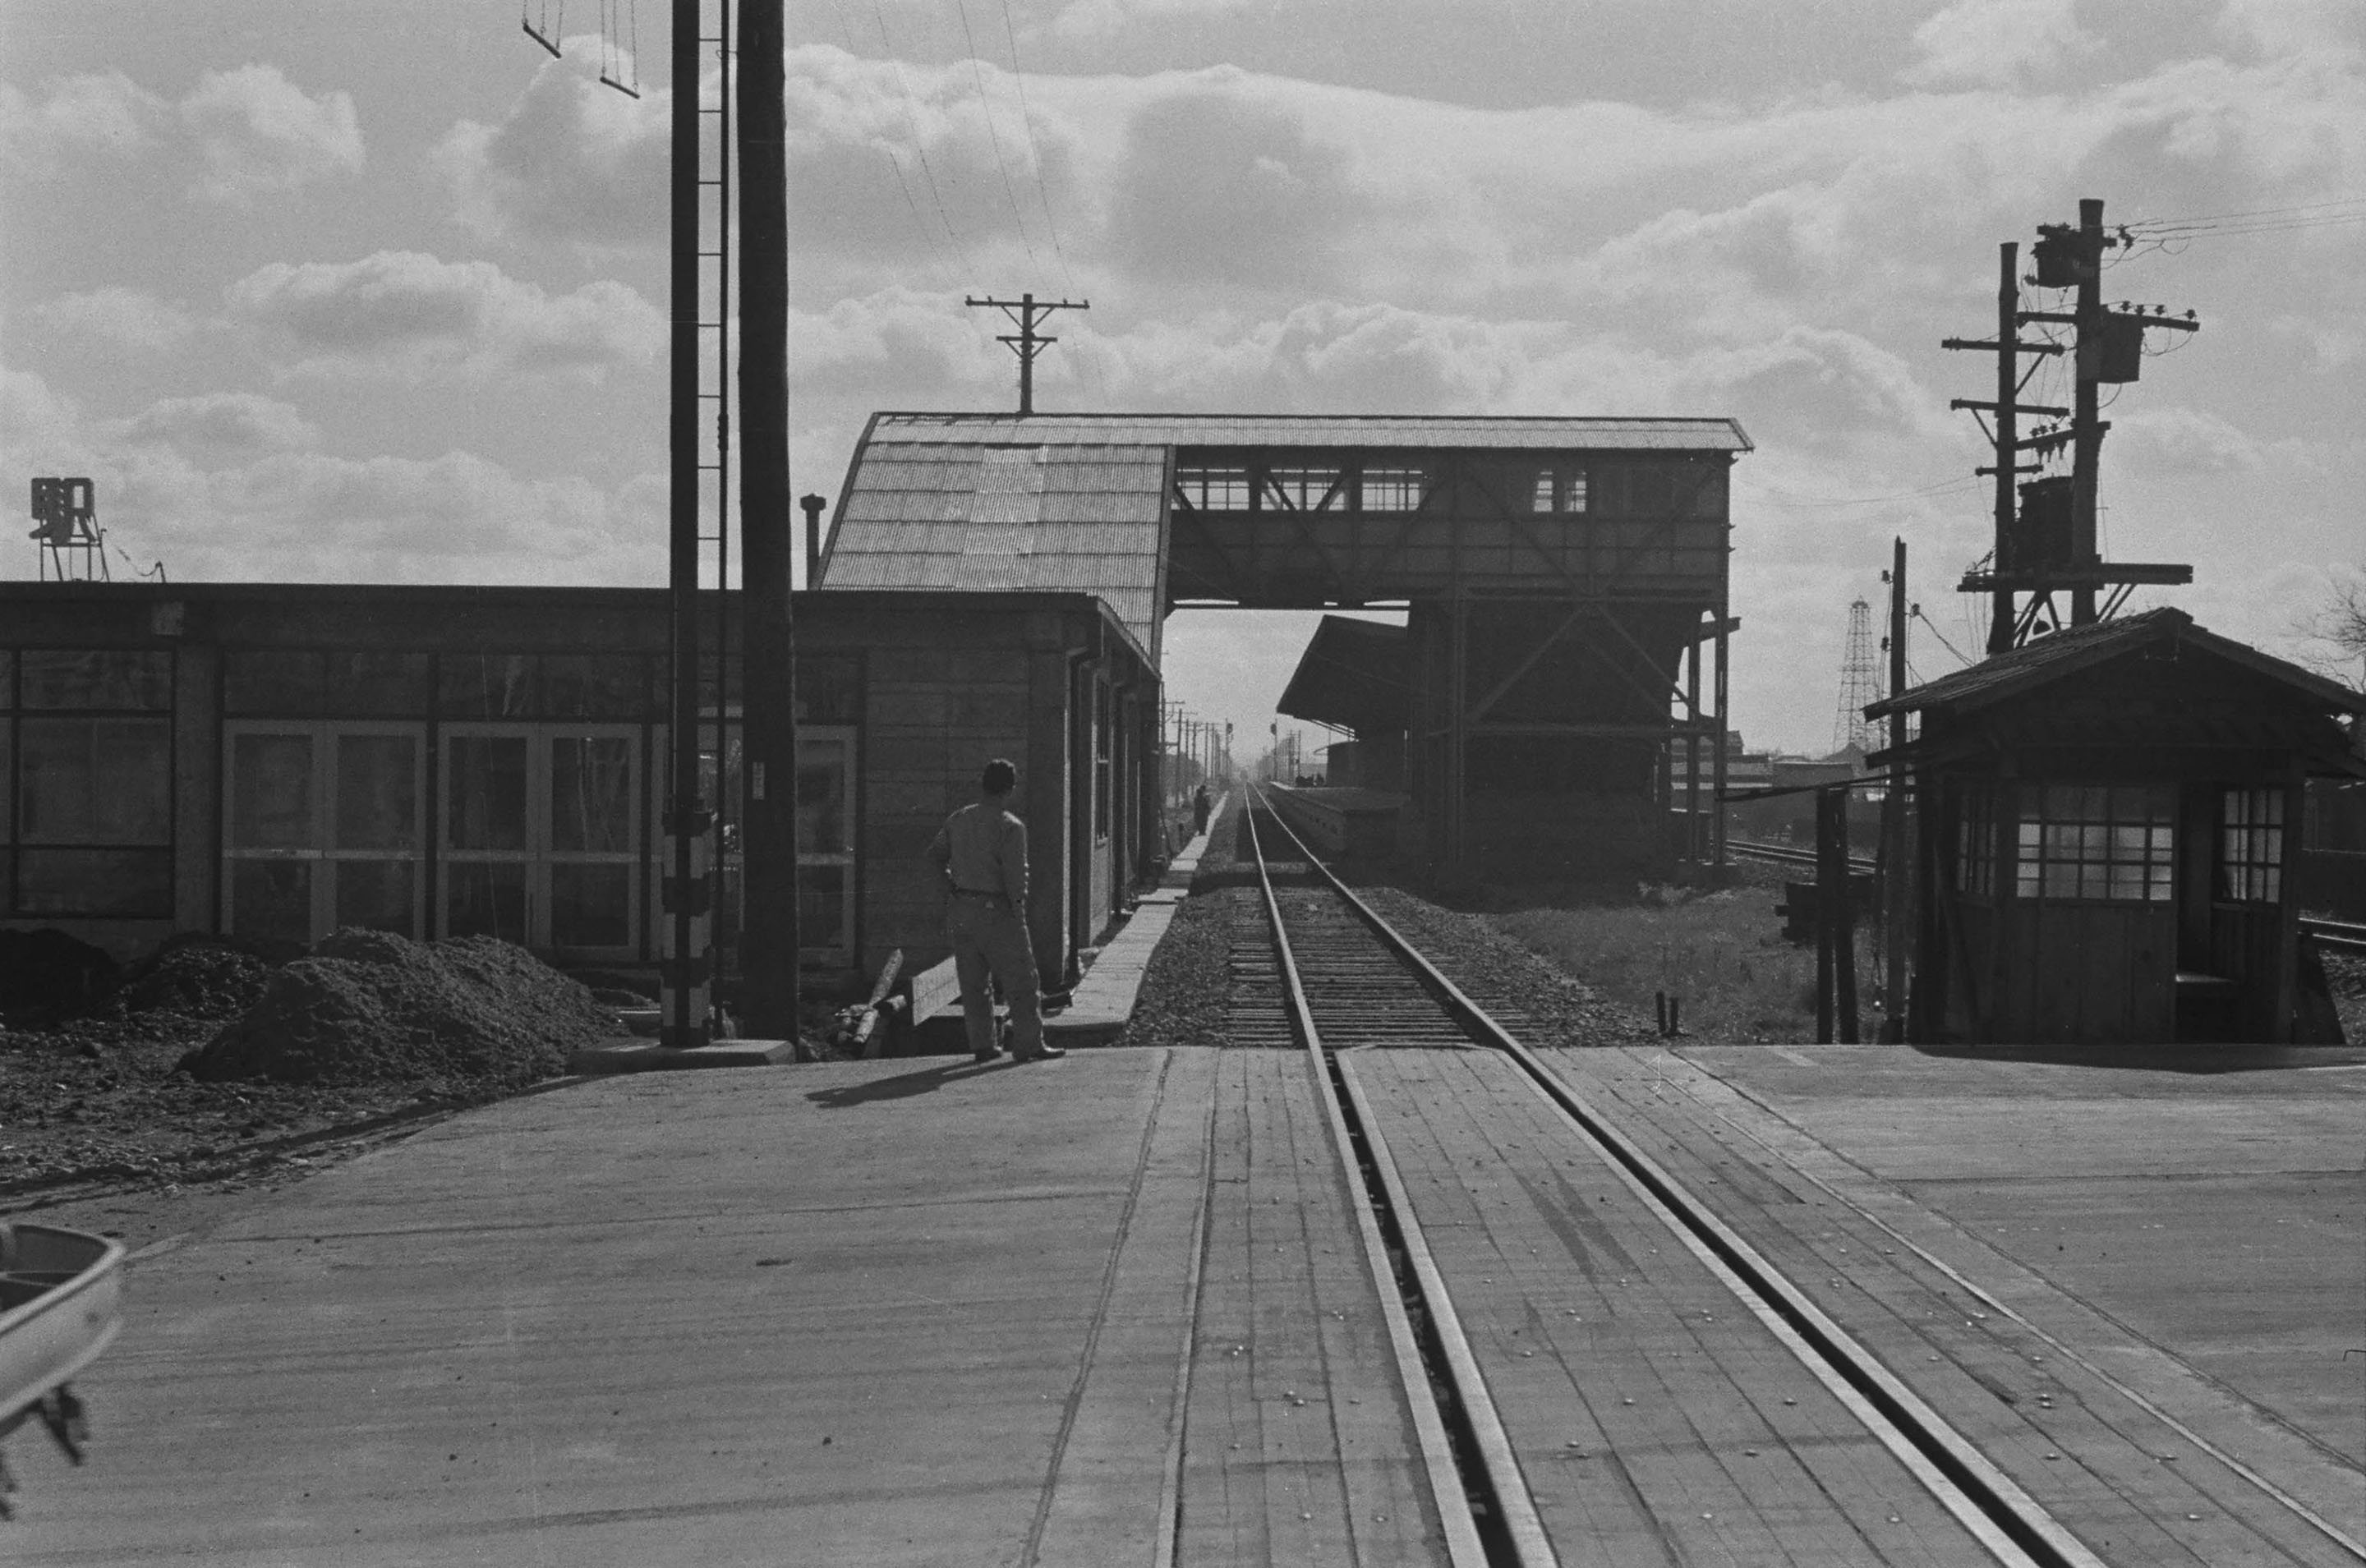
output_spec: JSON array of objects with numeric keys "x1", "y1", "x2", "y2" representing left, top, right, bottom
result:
[{"x1": 946, "y1": 895, "x2": 1044, "y2": 1058}]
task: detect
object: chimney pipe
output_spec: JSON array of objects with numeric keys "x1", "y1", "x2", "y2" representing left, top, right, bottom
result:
[{"x1": 801, "y1": 493, "x2": 828, "y2": 586}]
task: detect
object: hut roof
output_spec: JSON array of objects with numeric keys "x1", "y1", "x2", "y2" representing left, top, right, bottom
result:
[{"x1": 1867, "y1": 607, "x2": 2366, "y2": 721}]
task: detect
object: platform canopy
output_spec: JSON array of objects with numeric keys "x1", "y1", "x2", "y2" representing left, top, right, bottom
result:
[{"x1": 1276, "y1": 615, "x2": 1410, "y2": 737}]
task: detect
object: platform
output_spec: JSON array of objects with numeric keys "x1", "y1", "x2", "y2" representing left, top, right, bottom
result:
[
  {"x1": 5, "y1": 1040, "x2": 2357, "y2": 1564},
  {"x1": 1264, "y1": 784, "x2": 1405, "y2": 859},
  {"x1": 5, "y1": 1045, "x2": 1448, "y2": 1566}
]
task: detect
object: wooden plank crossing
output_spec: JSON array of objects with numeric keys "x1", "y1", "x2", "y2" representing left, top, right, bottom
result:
[
  {"x1": 1345, "y1": 1046, "x2": 1995, "y2": 1567},
  {"x1": 1174, "y1": 1048, "x2": 1450, "y2": 1566},
  {"x1": 1541, "y1": 1046, "x2": 2359, "y2": 1568}
]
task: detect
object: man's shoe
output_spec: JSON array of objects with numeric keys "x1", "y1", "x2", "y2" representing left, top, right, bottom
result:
[
  {"x1": 973, "y1": 1046, "x2": 1004, "y2": 1064},
  {"x1": 1015, "y1": 1045, "x2": 1067, "y2": 1062}
]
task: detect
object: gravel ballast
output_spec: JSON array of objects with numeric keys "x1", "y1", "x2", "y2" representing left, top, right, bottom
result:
[{"x1": 1116, "y1": 794, "x2": 1655, "y2": 1051}]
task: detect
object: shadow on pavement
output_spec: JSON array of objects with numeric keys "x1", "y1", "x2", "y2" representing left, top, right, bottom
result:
[{"x1": 804, "y1": 1060, "x2": 997, "y2": 1107}]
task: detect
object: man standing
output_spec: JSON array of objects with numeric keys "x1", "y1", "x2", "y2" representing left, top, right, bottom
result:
[{"x1": 928, "y1": 758, "x2": 1061, "y2": 1064}]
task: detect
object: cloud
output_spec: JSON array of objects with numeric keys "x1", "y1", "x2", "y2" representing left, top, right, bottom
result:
[
  {"x1": 121, "y1": 393, "x2": 320, "y2": 459},
  {"x1": 435, "y1": 42, "x2": 668, "y2": 248},
  {"x1": 2214, "y1": 0, "x2": 2366, "y2": 62},
  {"x1": 0, "y1": 363, "x2": 660, "y2": 586},
  {"x1": 1102, "y1": 73, "x2": 1368, "y2": 292},
  {"x1": 30, "y1": 287, "x2": 202, "y2": 351},
  {"x1": 0, "y1": 71, "x2": 164, "y2": 171},
  {"x1": 1044, "y1": 0, "x2": 1259, "y2": 40},
  {"x1": 99, "y1": 447, "x2": 661, "y2": 586},
  {"x1": 180, "y1": 64, "x2": 364, "y2": 204},
  {"x1": 1902, "y1": 0, "x2": 2103, "y2": 90},
  {"x1": 224, "y1": 251, "x2": 664, "y2": 379}
]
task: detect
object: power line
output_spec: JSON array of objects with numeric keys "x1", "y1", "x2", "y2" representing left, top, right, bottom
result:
[
  {"x1": 2123, "y1": 194, "x2": 2366, "y2": 229},
  {"x1": 996, "y1": 0, "x2": 1079, "y2": 293},
  {"x1": 872, "y1": 2, "x2": 977, "y2": 280},
  {"x1": 988, "y1": 0, "x2": 1101, "y2": 407},
  {"x1": 1911, "y1": 604, "x2": 1973, "y2": 669},
  {"x1": 951, "y1": 0, "x2": 1041, "y2": 271}
]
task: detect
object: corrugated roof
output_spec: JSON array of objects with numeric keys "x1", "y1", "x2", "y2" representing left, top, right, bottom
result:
[
  {"x1": 866, "y1": 412, "x2": 1753, "y2": 453},
  {"x1": 1867, "y1": 607, "x2": 2366, "y2": 719},
  {"x1": 821, "y1": 440, "x2": 1169, "y2": 660},
  {"x1": 1277, "y1": 616, "x2": 1410, "y2": 734}
]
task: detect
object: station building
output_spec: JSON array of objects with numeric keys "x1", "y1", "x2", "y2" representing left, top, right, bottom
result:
[
  {"x1": 4, "y1": 407, "x2": 1750, "y2": 991},
  {"x1": 0, "y1": 582, "x2": 1158, "y2": 996}
]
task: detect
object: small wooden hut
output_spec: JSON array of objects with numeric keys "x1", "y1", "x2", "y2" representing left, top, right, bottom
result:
[{"x1": 1869, "y1": 608, "x2": 2366, "y2": 1045}]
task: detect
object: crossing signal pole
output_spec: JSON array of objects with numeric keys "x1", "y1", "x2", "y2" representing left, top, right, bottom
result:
[
  {"x1": 965, "y1": 292, "x2": 1087, "y2": 416},
  {"x1": 1948, "y1": 198, "x2": 2199, "y2": 651}
]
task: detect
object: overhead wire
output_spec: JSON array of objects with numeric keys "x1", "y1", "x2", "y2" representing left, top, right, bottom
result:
[
  {"x1": 992, "y1": 0, "x2": 1102, "y2": 407},
  {"x1": 806, "y1": 0, "x2": 955, "y2": 291},
  {"x1": 951, "y1": 0, "x2": 1042, "y2": 271},
  {"x1": 996, "y1": 0, "x2": 1079, "y2": 293},
  {"x1": 872, "y1": 0, "x2": 978, "y2": 281},
  {"x1": 1911, "y1": 605, "x2": 1974, "y2": 669},
  {"x1": 2110, "y1": 198, "x2": 2366, "y2": 263}
]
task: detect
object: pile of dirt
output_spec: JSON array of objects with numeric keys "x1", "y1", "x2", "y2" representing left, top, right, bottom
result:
[
  {"x1": 116, "y1": 938, "x2": 276, "y2": 1020},
  {"x1": 178, "y1": 929, "x2": 619, "y2": 1088}
]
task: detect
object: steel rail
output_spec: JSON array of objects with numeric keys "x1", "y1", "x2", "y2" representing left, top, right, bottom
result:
[
  {"x1": 1245, "y1": 805, "x2": 1543, "y2": 1568},
  {"x1": 1252, "y1": 788, "x2": 2106, "y2": 1568},
  {"x1": 1728, "y1": 837, "x2": 2366, "y2": 954}
]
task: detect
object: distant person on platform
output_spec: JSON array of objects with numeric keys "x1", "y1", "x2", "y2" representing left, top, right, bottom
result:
[
  {"x1": 928, "y1": 758, "x2": 1061, "y2": 1064},
  {"x1": 1193, "y1": 782, "x2": 1212, "y2": 835}
]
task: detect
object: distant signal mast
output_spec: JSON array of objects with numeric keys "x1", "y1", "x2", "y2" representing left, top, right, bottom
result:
[{"x1": 1833, "y1": 596, "x2": 1882, "y2": 756}]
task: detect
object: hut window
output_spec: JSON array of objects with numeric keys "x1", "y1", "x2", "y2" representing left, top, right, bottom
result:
[
  {"x1": 2014, "y1": 784, "x2": 2173, "y2": 902},
  {"x1": 1267, "y1": 466, "x2": 1343, "y2": 511},
  {"x1": 1362, "y1": 466, "x2": 1427, "y2": 512},
  {"x1": 1528, "y1": 467, "x2": 1587, "y2": 514},
  {"x1": 1174, "y1": 465, "x2": 1249, "y2": 511},
  {"x1": 2218, "y1": 788, "x2": 2284, "y2": 904}
]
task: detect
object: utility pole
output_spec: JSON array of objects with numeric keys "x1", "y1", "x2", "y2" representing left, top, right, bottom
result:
[
  {"x1": 661, "y1": 0, "x2": 711, "y2": 1050},
  {"x1": 964, "y1": 292, "x2": 1088, "y2": 416},
  {"x1": 1882, "y1": 538, "x2": 1909, "y2": 1044},
  {"x1": 738, "y1": 0, "x2": 799, "y2": 1039},
  {"x1": 1945, "y1": 242, "x2": 2064, "y2": 654},
  {"x1": 1950, "y1": 199, "x2": 2198, "y2": 648},
  {"x1": 2068, "y1": 199, "x2": 2107, "y2": 625}
]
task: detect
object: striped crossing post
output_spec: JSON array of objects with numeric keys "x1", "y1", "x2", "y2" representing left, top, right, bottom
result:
[{"x1": 660, "y1": 803, "x2": 714, "y2": 1048}]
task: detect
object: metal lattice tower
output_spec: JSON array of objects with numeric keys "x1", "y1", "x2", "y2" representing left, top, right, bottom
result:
[{"x1": 1833, "y1": 597, "x2": 1882, "y2": 756}]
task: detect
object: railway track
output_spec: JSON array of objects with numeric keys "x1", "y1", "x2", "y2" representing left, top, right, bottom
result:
[
  {"x1": 1238, "y1": 789, "x2": 2364, "y2": 1567},
  {"x1": 1726, "y1": 835, "x2": 2366, "y2": 955}
]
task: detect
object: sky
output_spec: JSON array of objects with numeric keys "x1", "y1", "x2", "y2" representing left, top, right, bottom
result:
[{"x1": 3, "y1": 0, "x2": 2361, "y2": 759}]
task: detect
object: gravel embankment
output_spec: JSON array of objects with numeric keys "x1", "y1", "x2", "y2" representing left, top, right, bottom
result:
[{"x1": 1348, "y1": 884, "x2": 1658, "y2": 1047}]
